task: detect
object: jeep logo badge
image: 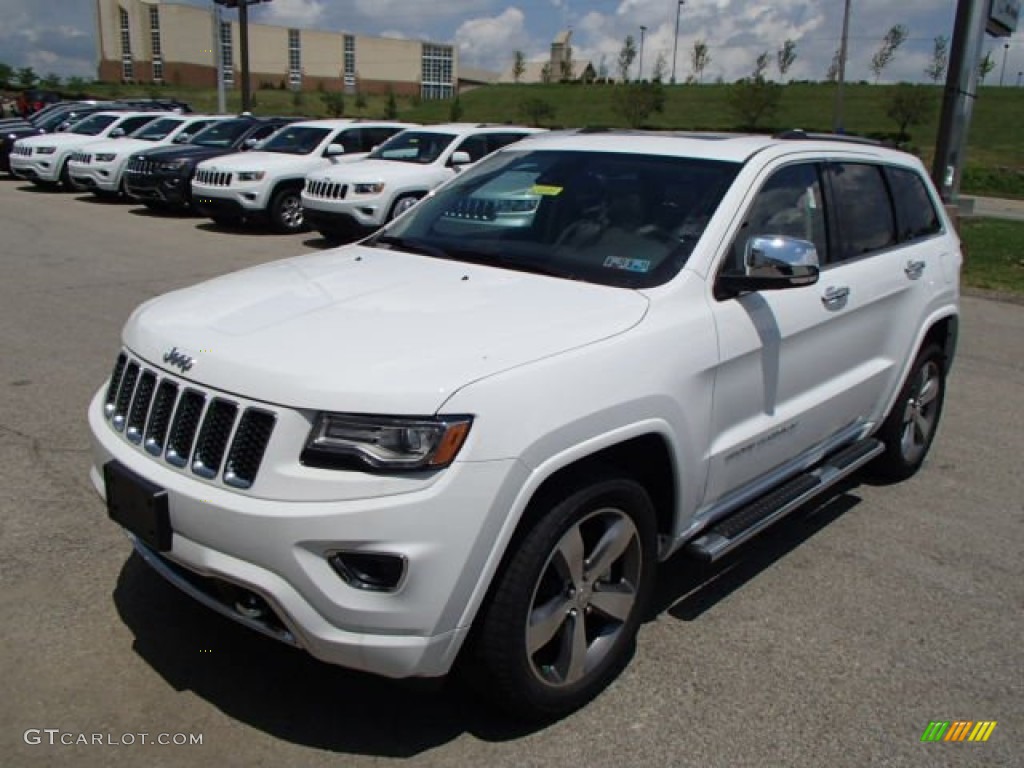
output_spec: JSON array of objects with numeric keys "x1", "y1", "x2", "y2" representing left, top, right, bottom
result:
[{"x1": 163, "y1": 347, "x2": 194, "y2": 373}]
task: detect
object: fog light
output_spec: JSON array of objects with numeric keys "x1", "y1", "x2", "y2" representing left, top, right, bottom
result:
[{"x1": 328, "y1": 551, "x2": 406, "y2": 592}]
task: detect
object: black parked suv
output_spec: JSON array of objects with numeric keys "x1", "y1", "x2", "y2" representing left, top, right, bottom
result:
[{"x1": 124, "y1": 115, "x2": 294, "y2": 210}]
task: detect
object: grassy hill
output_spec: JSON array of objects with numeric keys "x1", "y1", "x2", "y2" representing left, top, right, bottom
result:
[{"x1": 80, "y1": 80, "x2": 1024, "y2": 197}]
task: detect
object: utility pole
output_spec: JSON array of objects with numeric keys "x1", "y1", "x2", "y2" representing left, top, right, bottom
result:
[
  {"x1": 1000, "y1": 42, "x2": 1010, "y2": 86},
  {"x1": 638, "y1": 26, "x2": 647, "y2": 83},
  {"x1": 832, "y1": 0, "x2": 852, "y2": 133},
  {"x1": 671, "y1": 1, "x2": 685, "y2": 84},
  {"x1": 932, "y1": 0, "x2": 990, "y2": 203},
  {"x1": 214, "y1": 0, "x2": 271, "y2": 114}
]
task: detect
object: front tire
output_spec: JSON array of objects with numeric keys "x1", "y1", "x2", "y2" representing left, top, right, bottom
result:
[
  {"x1": 388, "y1": 193, "x2": 422, "y2": 221},
  {"x1": 269, "y1": 187, "x2": 306, "y2": 233},
  {"x1": 870, "y1": 344, "x2": 947, "y2": 482},
  {"x1": 472, "y1": 477, "x2": 657, "y2": 720}
]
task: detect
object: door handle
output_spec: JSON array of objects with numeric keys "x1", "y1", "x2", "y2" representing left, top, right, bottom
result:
[
  {"x1": 905, "y1": 260, "x2": 926, "y2": 280},
  {"x1": 821, "y1": 285, "x2": 850, "y2": 310}
]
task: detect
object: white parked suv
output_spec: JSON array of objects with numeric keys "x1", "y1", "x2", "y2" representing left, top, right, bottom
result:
[
  {"x1": 301, "y1": 123, "x2": 545, "y2": 241},
  {"x1": 67, "y1": 114, "x2": 225, "y2": 197},
  {"x1": 190, "y1": 119, "x2": 414, "y2": 233},
  {"x1": 89, "y1": 130, "x2": 961, "y2": 719},
  {"x1": 10, "y1": 111, "x2": 170, "y2": 189}
]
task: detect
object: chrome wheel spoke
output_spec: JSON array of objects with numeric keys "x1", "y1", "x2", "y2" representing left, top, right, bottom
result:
[
  {"x1": 528, "y1": 595, "x2": 571, "y2": 654},
  {"x1": 585, "y1": 517, "x2": 633, "y2": 581},
  {"x1": 589, "y1": 584, "x2": 635, "y2": 622}
]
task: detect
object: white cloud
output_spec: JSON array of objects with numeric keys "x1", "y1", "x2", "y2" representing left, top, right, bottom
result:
[
  {"x1": 261, "y1": 0, "x2": 326, "y2": 27},
  {"x1": 455, "y1": 7, "x2": 530, "y2": 69}
]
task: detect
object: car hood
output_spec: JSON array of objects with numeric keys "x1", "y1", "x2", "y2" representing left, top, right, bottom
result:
[
  {"x1": 123, "y1": 244, "x2": 649, "y2": 414},
  {"x1": 132, "y1": 144, "x2": 233, "y2": 163},
  {"x1": 75, "y1": 138, "x2": 155, "y2": 156},
  {"x1": 18, "y1": 132, "x2": 112, "y2": 149},
  {"x1": 312, "y1": 158, "x2": 448, "y2": 185},
  {"x1": 196, "y1": 150, "x2": 337, "y2": 175}
]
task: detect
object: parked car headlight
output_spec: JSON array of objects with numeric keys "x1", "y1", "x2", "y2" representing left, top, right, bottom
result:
[
  {"x1": 352, "y1": 182, "x2": 386, "y2": 195},
  {"x1": 302, "y1": 413, "x2": 472, "y2": 471},
  {"x1": 236, "y1": 170, "x2": 266, "y2": 182},
  {"x1": 158, "y1": 160, "x2": 188, "y2": 171},
  {"x1": 36, "y1": 146, "x2": 56, "y2": 155},
  {"x1": 95, "y1": 153, "x2": 117, "y2": 162}
]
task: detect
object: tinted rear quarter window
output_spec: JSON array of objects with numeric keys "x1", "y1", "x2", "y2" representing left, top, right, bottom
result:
[{"x1": 885, "y1": 166, "x2": 942, "y2": 242}]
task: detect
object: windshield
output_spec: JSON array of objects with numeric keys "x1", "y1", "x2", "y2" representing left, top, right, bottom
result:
[
  {"x1": 71, "y1": 114, "x2": 119, "y2": 136},
  {"x1": 368, "y1": 131, "x2": 456, "y2": 164},
  {"x1": 131, "y1": 117, "x2": 184, "y2": 141},
  {"x1": 368, "y1": 149, "x2": 739, "y2": 289},
  {"x1": 191, "y1": 119, "x2": 255, "y2": 148},
  {"x1": 260, "y1": 126, "x2": 330, "y2": 155}
]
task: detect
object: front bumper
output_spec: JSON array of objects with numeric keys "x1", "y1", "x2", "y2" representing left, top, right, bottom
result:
[
  {"x1": 191, "y1": 182, "x2": 269, "y2": 217},
  {"x1": 69, "y1": 162, "x2": 122, "y2": 193},
  {"x1": 10, "y1": 153, "x2": 60, "y2": 182},
  {"x1": 302, "y1": 192, "x2": 387, "y2": 230},
  {"x1": 88, "y1": 384, "x2": 524, "y2": 678},
  {"x1": 124, "y1": 171, "x2": 190, "y2": 206}
]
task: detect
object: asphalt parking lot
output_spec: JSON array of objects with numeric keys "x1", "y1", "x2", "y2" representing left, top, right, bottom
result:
[{"x1": 1, "y1": 180, "x2": 1021, "y2": 767}]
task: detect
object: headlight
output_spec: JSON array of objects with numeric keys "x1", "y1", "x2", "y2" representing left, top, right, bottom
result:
[
  {"x1": 352, "y1": 182, "x2": 385, "y2": 195},
  {"x1": 36, "y1": 146, "x2": 56, "y2": 155},
  {"x1": 158, "y1": 160, "x2": 188, "y2": 171},
  {"x1": 302, "y1": 413, "x2": 472, "y2": 471},
  {"x1": 236, "y1": 170, "x2": 265, "y2": 182},
  {"x1": 95, "y1": 153, "x2": 117, "y2": 162}
]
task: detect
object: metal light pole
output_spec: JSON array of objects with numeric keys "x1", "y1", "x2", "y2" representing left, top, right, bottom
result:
[
  {"x1": 1000, "y1": 42, "x2": 1010, "y2": 86},
  {"x1": 832, "y1": 0, "x2": 852, "y2": 133},
  {"x1": 671, "y1": 1, "x2": 685, "y2": 84},
  {"x1": 638, "y1": 25, "x2": 647, "y2": 82},
  {"x1": 214, "y1": 0, "x2": 271, "y2": 114}
]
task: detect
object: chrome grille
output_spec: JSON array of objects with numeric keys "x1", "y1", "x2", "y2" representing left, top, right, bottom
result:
[
  {"x1": 305, "y1": 179, "x2": 348, "y2": 200},
  {"x1": 195, "y1": 168, "x2": 232, "y2": 186},
  {"x1": 127, "y1": 156, "x2": 155, "y2": 175},
  {"x1": 12, "y1": 145, "x2": 33, "y2": 157},
  {"x1": 71, "y1": 151, "x2": 93, "y2": 165},
  {"x1": 103, "y1": 352, "x2": 276, "y2": 490}
]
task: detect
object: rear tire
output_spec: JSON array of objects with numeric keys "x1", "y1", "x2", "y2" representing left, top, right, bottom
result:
[
  {"x1": 470, "y1": 476, "x2": 657, "y2": 721},
  {"x1": 869, "y1": 344, "x2": 946, "y2": 482},
  {"x1": 269, "y1": 187, "x2": 306, "y2": 233}
]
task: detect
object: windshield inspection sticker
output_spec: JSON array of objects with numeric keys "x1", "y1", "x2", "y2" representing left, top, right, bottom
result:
[
  {"x1": 603, "y1": 256, "x2": 651, "y2": 272},
  {"x1": 530, "y1": 184, "x2": 563, "y2": 196}
]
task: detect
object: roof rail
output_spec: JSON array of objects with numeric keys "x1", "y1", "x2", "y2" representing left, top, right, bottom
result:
[{"x1": 773, "y1": 129, "x2": 884, "y2": 147}]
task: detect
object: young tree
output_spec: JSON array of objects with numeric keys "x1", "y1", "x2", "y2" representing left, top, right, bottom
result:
[
  {"x1": 978, "y1": 50, "x2": 996, "y2": 84},
  {"x1": 15, "y1": 67, "x2": 38, "y2": 88},
  {"x1": 449, "y1": 94, "x2": 463, "y2": 121},
  {"x1": 728, "y1": 77, "x2": 782, "y2": 130},
  {"x1": 652, "y1": 51, "x2": 669, "y2": 83},
  {"x1": 690, "y1": 40, "x2": 711, "y2": 84},
  {"x1": 885, "y1": 84, "x2": 932, "y2": 140},
  {"x1": 617, "y1": 35, "x2": 637, "y2": 83},
  {"x1": 559, "y1": 55, "x2": 574, "y2": 82},
  {"x1": 925, "y1": 35, "x2": 949, "y2": 83},
  {"x1": 519, "y1": 96, "x2": 555, "y2": 127},
  {"x1": 540, "y1": 62, "x2": 552, "y2": 84},
  {"x1": 825, "y1": 48, "x2": 841, "y2": 82},
  {"x1": 753, "y1": 52, "x2": 771, "y2": 81},
  {"x1": 384, "y1": 88, "x2": 398, "y2": 119},
  {"x1": 320, "y1": 90, "x2": 345, "y2": 117},
  {"x1": 40, "y1": 72, "x2": 62, "y2": 89},
  {"x1": 870, "y1": 24, "x2": 909, "y2": 83},
  {"x1": 512, "y1": 50, "x2": 526, "y2": 83},
  {"x1": 776, "y1": 40, "x2": 797, "y2": 80},
  {"x1": 612, "y1": 82, "x2": 665, "y2": 127}
]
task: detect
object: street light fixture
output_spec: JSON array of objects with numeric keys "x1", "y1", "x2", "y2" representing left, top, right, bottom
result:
[
  {"x1": 638, "y1": 25, "x2": 647, "y2": 83},
  {"x1": 671, "y1": 1, "x2": 685, "y2": 84},
  {"x1": 213, "y1": 0, "x2": 273, "y2": 113}
]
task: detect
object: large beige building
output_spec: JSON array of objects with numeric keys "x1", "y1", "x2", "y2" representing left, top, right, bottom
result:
[{"x1": 95, "y1": 0, "x2": 457, "y2": 98}]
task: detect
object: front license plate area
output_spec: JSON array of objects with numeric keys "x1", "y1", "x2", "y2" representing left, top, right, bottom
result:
[{"x1": 104, "y1": 461, "x2": 172, "y2": 552}]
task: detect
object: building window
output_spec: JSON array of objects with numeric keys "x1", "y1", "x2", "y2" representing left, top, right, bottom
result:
[
  {"x1": 288, "y1": 29, "x2": 302, "y2": 87},
  {"x1": 220, "y1": 21, "x2": 233, "y2": 85},
  {"x1": 343, "y1": 35, "x2": 356, "y2": 93},
  {"x1": 119, "y1": 7, "x2": 134, "y2": 81},
  {"x1": 421, "y1": 44, "x2": 453, "y2": 100},
  {"x1": 149, "y1": 6, "x2": 163, "y2": 82}
]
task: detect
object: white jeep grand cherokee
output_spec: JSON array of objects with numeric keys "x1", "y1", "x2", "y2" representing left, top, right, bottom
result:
[{"x1": 89, "y1": 130, "x2": 960, "y2": 719}]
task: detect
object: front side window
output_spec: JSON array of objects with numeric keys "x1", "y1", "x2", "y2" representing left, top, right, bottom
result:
[
  {"x1": 71, "y1": 114, "x2": 119, "y2": 136},
  {"x1": 826, "y1": 163, "x2": 897, "y2": 261},
  {"x1": 726, "y1": 163, "x2": 828, "y2": 272},
  {"x1": 367, "y1": 149, "x2": 739, "y2": 289},
  {"x1": 885, "y1": 166, "x2": 942, "y2": 242},
  {"x1": 369, "y1": 131, "x2": 457, "y2": 164},
  {"x1": 131, "y1": 117, "x2": 184, "y2": 141},
  {"x1": 260, "y1": 126, "x2": 329, "y2": 155}
]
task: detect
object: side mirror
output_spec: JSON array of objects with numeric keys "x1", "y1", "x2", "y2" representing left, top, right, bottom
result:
[
  {"x1": 716, "y1": 235, "x2": 820, "y2": 299},
  {"x1": 242, "y1": 138, "x2": 258, "y2": 150},
  {"x1": 324, "y1": 143, "x2": 346, "y2": 157},
  {"x1": 450, "y1": 150, "x2": 472, "y2": 166},
  {"x1": 173, "y1": 132, "x2": 190, "y2": 144},
  {"x1": 109, "y1": 127, "x2": 125, "y2": 138},
  {"x1": 57, "y1": 121, "x2": 71, "y2": 132}
]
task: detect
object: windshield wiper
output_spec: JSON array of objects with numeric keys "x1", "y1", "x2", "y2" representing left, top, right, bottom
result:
[{"x1": 372, "y1": 235, "x2": 451, "y2": 259}]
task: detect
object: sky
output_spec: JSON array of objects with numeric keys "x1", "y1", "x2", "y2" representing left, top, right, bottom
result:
[{"x1": 1, "y1": 0, "x2": 1023, "y2": 86}]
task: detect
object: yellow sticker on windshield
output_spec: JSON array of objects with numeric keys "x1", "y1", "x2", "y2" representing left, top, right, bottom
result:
[{"x1": 530, "y1": 184, "x2": 563, "y2": 196}]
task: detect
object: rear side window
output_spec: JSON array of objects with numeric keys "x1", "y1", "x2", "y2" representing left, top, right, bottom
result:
[
  {"x1": 452, "y1": 135, "x2": 489, "y2": 163},
  {"x1": 826, "y1": 163, "x2": 897, "y2": 261},
  {"x1": 885, "y1": 166, "x2": 942, "y2": 242},
  {"x1": 486, "y1": 132, "x2": 530, "y2": 153}
]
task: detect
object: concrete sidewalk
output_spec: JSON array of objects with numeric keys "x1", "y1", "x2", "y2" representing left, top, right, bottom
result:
[{"x1": 959, "y1": 195, "x2": 1024, "y2": 222}]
